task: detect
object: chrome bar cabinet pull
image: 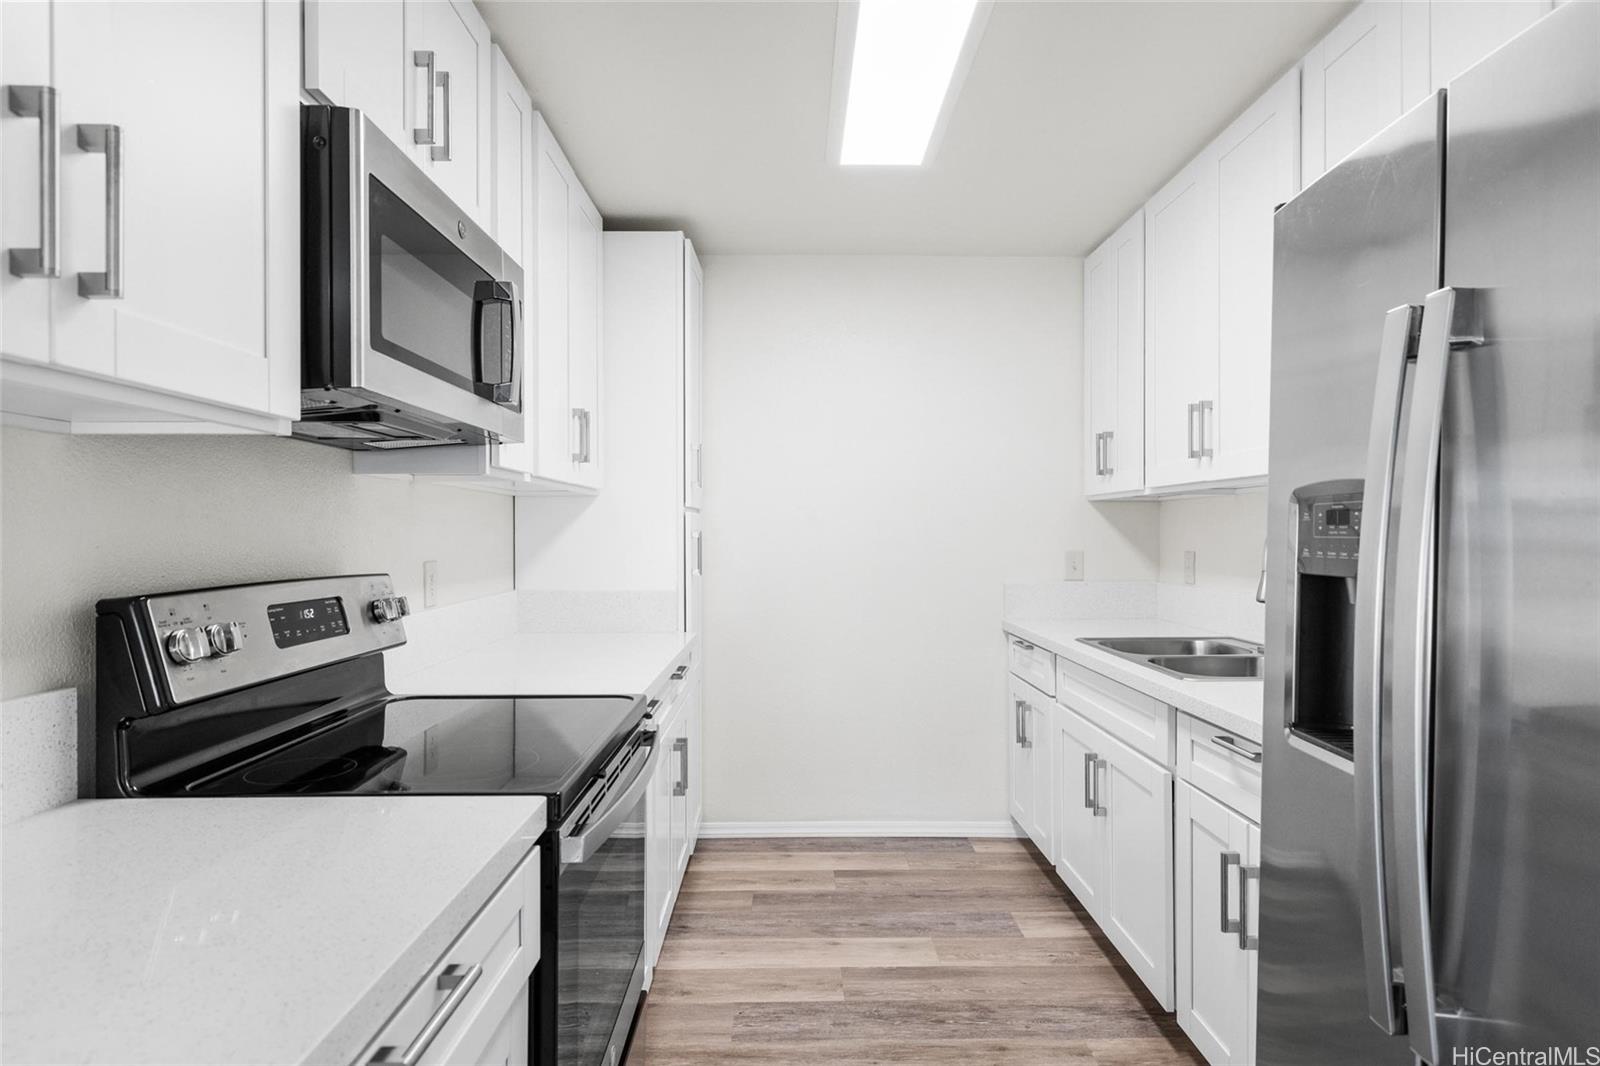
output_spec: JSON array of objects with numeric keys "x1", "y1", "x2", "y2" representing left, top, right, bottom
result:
[
  {"x1": 76, "y1": 123, "x2": 123, "y2": 299},
  {"x1": 1238, "y1": 864, "x2": 1260, "y2": 950},
  {"x1": 430, "y1": 69, "x2": 452, "y2": 162},
  {"x1": 412, "y1": 51, "x2": 437, "y2": 145},
  {"x1": 673, "y1": 737, "x2": 689, "y2": 796},
  {"x1": 1186, "y1": 403, "x2": 1201, "y2": 459},
  {"x1": 6, "y1": 85, "x2": 60, "y2": 279},
  {"x1": 368, "y1": 962, "x2": 483, "y2": 1065},
  {"x1": 1210, "y1": 734, "x2": 1262, "y2": 763},
  {"x1": 1220, "y1": 851, "x2": 1242, "y2": 935}
]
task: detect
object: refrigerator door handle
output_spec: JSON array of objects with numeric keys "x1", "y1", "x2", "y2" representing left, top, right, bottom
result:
[
  {"x1": 1391, "y1": 287, "x2": 1482, "y2": 1066},
  {"x1": 1353, "y1": 303, "x2": 1423, "y2": 1035}
]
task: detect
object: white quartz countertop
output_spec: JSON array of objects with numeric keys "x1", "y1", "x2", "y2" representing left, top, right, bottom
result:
[
  {"x1": 1003, "y1": 617, "x2": 1265, "y2": 742},
  {"x1": 1, "y1": 795, "x2": 546, "y2": 1066},
  {"x1": 391, "y1": 631, "x2": 696, "y2": 698}
]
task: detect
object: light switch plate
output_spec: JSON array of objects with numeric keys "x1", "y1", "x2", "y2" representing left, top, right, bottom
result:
[
  {"x1": 423, "y1": 560, "x2": 438, "y2": 608},
  {"x1": 1183, "y1": 551, "x2": 1197, "y2": 585},
  {"x1": 1064, "y1": 550, "x2": 1085, "y2": 581}
]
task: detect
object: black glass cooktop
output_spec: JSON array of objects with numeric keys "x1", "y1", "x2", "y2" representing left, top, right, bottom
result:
[{"x1": 177, "y1": 694, "x2": 644, "y2": 820}]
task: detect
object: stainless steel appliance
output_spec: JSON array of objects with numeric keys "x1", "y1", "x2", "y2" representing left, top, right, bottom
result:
[
  {"x1": 1258, "y1": 4, "x2": 1600, "y2": 1063},
  {"x1": 95, "y1": 575, "x2": 653, "y2": 1066},
  {"x1": 297, "y1": 105, "x2": 525, "y2": 449}
]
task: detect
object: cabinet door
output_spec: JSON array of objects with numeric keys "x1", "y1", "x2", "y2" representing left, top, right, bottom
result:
[
  {"x1": 1144, "y1": 153, "x2": 1218, "y2": 489},
  {"x1": 1100, "y1": 734, "x2": 1175, "y2": 1009},
  {"x1": 1006, "y1": 676, "x2": 1036, "y2": 838},
  {"x1": 1084, "y1": 211, "x2": 1145, "y2": 497},
  {"x1": 489, "y1": 47, "x2": 534, "y2": 280},
  {"x1": 683, "y1": 238, "x2": 704, "y2": 510},
  {"x1": 1423, "y1": 0, "x2": 1551, "y2": 94},
  {"x1": 566, "y1": 189, "x2": 603, "y2": 489},
  {"x1": 303, "y1": 0, "x2": 406, "y2": 151},
  {"x1": 1301, "y1": 0, "x2": 1417, "y2": 184},
  {"x1": 405, "y1": 0, "x2": 491, "y2": 227},
  {"x1": 532, "y1": 124, "x2": 573, "y2": 484},
  {"x1": 1052, "y1": 703, "x2": 1107, "y2": 919},
  {"x1": 1176, "y1": 781, "x2": 1255, "y2": 1066},
  {"x1": 1, "y1": 0, "x2": 52, "y2": 364},
  {"x1": 1025, "y1": 699, "x2": 1053, "y2": 859},
  {"x1": 50, "y1": 0, "x2": 294, "y2": 419},
  {"x1": 1213, "y1": 69, "x2": 1299, "y2": 482}
]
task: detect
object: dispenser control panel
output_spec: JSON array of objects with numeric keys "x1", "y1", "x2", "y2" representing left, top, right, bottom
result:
[{"x1": 1294, "y1": 483, "x2": 1364, "y2": 578}]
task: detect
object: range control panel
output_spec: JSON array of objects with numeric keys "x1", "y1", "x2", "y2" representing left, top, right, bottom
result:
[
  {"x1": 1294, "y1": 481, "x2": 1365, "y2": 578},
  {"x1": 132, "y1": 575, "x2": 409, "y2": 707}
]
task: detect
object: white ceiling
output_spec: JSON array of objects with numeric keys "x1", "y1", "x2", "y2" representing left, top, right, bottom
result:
[{"x1": 480, "y1": 0, "x2": 1355, "y2": 256}]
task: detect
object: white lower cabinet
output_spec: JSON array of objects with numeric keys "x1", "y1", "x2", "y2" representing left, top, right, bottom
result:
[
  {"x1": 1006, "y1": 674, "x2": 1052, "y2": 856},
  {"x1": 358, "y1": 845, "x2": 540, "y2": 1066},
  {"x1": 1176, "y1": 781, "x2": 1260, "y2": 1066},
  {"x1": 645, "y1": 651, "x2": 701, "y2": 974},
  {"x1": 1050, "y1": 698, "x2": 1174, "y2": 1009}
]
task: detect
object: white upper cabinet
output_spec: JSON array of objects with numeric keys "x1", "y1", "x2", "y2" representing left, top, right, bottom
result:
[
  {"x1": 303, "y1": 0, "x2": 408, "y2": 151},
  {"x1": 1083, "y1": 211, "x2": 1144, "y2": 498},
  {"x1": 1212, "y1": 69, "x2": 1299, "y2": 482},
  {"x1": 565, "y1": 182, "x2": 604, "y2": 490},
  {"x1": 1, "y1": 0, "x2": 299, "y2": 434},
  {"x1": 1143, "y1": 69, "x2": 1297, "y2": 492},
  {"x1": 1301, "y1": 0, "x2": 1415, "y2": 184},
  {"x1": 404, "y1": 0, "x2": 492, "y2": 228},
  {"x1": 1144, "y1": 151, "x2": 1219, "y2": 490},
  {"x1": 303, "y1": 0, "x2": 491, "y2": 228},
  {"x1": 1412, "y1": 0, "x2": 1552, "y2": 99},
  {"x1": 489, "y1": 45, "x2": 534, "y2": 285},
  {"x1": 684, "y1": 240, "x2": 704, "y2": 511}
]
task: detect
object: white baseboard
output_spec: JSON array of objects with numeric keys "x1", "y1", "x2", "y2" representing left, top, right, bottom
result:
[{"x1": 698, "y1": 820, "x2": 1024, "y2": 839}]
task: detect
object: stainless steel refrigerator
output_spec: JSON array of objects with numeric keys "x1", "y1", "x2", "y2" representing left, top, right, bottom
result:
[{"x1": 1258, "y1": 3, "x2": 1600, "y2": 1063}]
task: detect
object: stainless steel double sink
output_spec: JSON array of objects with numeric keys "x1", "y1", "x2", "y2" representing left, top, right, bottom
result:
[{"x1": 1078, "y1": 636, "x2": 1264, "y2": 681}]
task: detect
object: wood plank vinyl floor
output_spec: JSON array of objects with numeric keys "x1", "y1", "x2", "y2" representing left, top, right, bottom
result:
[{"x1": 628, "y1": 837, "x2": 1205, "y2": 1066}]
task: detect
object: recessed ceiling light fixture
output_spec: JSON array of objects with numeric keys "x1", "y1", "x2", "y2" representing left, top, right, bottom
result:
[{"x1": 831, "y1": 0, "x2": 991, "y2": 167}]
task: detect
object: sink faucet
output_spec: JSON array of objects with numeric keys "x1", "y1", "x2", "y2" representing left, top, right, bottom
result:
[{"x1": 1255, "y1": 540, "x2": 1269, "y2": 605}]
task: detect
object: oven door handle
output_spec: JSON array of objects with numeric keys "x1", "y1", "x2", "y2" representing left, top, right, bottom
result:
[{"x1": 560, "y1": 734, "x2": 660, "y2": 865}]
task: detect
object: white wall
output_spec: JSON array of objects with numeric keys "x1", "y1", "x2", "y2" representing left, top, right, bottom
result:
[
  {"x1": 1156, "y1": 492, "x2": 1269, "y2": 639},
  {"x1": 700, "y1": 255, "x2": 1159, "y2": 827},
  {"x1": 0, "y1": 428, "x2": 513, "y2": 789}
]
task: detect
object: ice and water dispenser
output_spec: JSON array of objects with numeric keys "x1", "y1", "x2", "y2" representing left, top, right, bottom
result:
[{"x1": 1288, "y1": 479, "x2": 1364, "y2": 758}]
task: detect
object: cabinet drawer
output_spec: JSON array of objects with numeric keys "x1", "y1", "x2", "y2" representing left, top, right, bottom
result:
[
  {"x1": 1176, "y1": 715, "x2": 1262, "y2": 823},
  {"x1": 1057, "y1": 658, "x2": 1172, "y2": 765},
  {"x1": 358, "y1": 845, "x2": 541, "y2": 1066},
  {"x1": 1007, "y1": 635, "x2": 1055, "y2": 696}
]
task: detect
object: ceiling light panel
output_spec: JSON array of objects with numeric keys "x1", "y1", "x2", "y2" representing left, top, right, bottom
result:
[{"x1": 838, "y1": 0, "x2": 982, "y2": 166}]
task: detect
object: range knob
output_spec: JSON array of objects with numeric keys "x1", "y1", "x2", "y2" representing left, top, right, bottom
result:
[
  {"x1": 206, "y1": 621, "x2": 245, "y2": 656},
  {"x1": 165, "y1": 627, "x2": 210, "y2": 665},
  {"x1": 368, "y1": 595, "x2": 411, "y2": 623}
]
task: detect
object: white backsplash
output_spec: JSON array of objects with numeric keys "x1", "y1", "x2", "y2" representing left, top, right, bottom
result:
[
  {"x1": 1156, "y1": 582, "x2": 1266, "y2": 644},
  {"x1": 1, "y1": 688, "x2": 79, "y2": 825},
  {"x1": 1003, "y1": 581, "x2": 1158, "y2": 620},
  {"x1": 517, "y1": 591, "x2": 681, "y2": 634},
  {"x1": 382, "y1": 592, "x2": 520, "y2": 678}
]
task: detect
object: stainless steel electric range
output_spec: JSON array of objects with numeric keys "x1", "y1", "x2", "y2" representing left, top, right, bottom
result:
[{"x1": 94, "y1": 574, "x2": 657, "y2": 1066}]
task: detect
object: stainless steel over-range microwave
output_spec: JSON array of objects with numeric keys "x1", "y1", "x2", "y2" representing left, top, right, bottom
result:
[{"x1": 296, "y1": 105, "x2": 524, "y2": 450}]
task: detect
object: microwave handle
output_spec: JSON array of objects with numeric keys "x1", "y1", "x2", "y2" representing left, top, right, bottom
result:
[{"x1": 472, "y1": 279, "x2": 519, "y2": 406}]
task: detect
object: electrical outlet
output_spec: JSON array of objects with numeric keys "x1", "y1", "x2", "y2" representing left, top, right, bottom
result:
[
  {"x1": 1183, "y1": 551, "x2": 1197, "y2": 585},
  {"x1": 1064, "y1": 550, "x2": 1085, "y2": 581},
  {"x1": 423, "y1": 560, "x2": 438, "y2": 608}
]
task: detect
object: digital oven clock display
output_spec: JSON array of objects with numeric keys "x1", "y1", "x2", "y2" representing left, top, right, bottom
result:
[{"x1": 266, "y1": 597, "x2": 350, "y2": 648}]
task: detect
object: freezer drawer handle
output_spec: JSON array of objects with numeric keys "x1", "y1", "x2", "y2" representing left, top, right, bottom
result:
[
  {"x1": 1210, "y1": 734, "x2": 1262, "y2": 763},
  {"x1": 76, "y1": 123, "x2": 123, "y2": 299},
  {"x1": 368, "y1": 962, "x2": 483, "y2": 1065},
  {"x1": 1238, "y1": 864, "x2": 1260, "y2": 951},
  {"x1": 6, "y1": 86, "x2": 60, "y2": 279},
  {"x1": 1354, "y1": 302, "x2": 1422, "y2": 1035},
  {"x1": 1219, "y1": 851, "x2": 1242, "y2": 936}
]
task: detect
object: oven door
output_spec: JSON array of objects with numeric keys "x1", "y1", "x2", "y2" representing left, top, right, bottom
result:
[
  {"x1": 555, "y1": 732, "x2": 658, "y2": 1066},
  {"x1": 311, "y1": 106, "x2": 525, "y2": 442}
]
